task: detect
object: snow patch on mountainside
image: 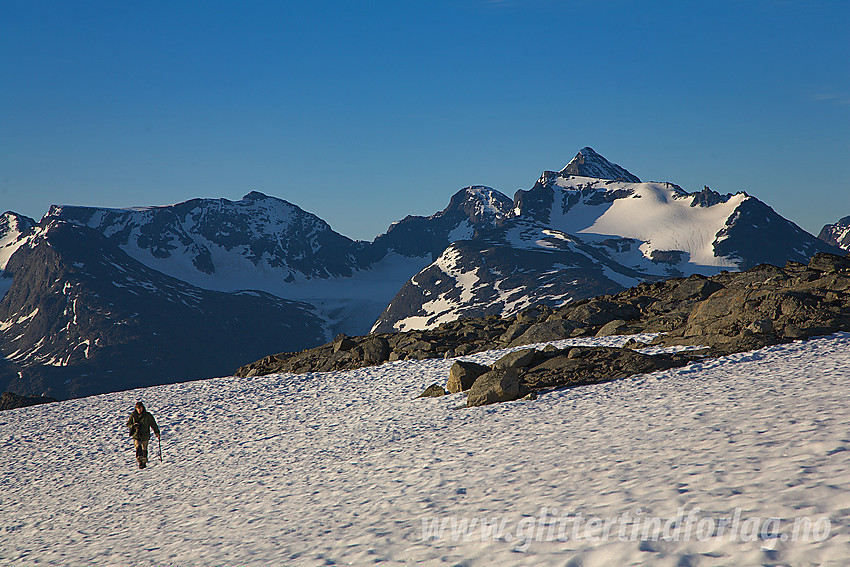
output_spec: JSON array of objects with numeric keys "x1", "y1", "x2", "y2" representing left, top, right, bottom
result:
[
  {"x1": 393, "y1": 248, "x2": 484, "y2": 331},
  {"x1": 544, "y1": 177, "x2": 746, "y2": 272}
]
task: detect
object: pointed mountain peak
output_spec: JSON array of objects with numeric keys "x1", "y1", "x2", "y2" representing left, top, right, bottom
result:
[
  {"x1": 242, "y1": 190, "x2": 271, "y2": 201},
  {"x1": 559, "y1": 147, "x2": 641, "y2": 183}
]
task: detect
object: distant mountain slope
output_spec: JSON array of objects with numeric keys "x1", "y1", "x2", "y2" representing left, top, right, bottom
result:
[
  {"x1": 48, "y1": 191, "x2": 363, "y2": 288},
  {"x1": 370, "y1": 186, "x2": 514, "y2": 260},
  {"x1": 374, "y1": 150, "x2": 842, "y2": 331},
  {"x1": 372, "y1": 220, "x2": 638, "y2": 332},
  {"x1": 819, "y1": 216, "x2": 850, "y2": 251},
  {"x1": 0, "y1": 219, "x2": 325, "y2": 399},
  {"x1": 47, "y1": 188, "x2": 515, "y2": 336}
]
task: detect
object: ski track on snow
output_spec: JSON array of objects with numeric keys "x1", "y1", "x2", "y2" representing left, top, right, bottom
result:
[{"x1": 2, "y1": 334, "x2": 850, "y2": 565}]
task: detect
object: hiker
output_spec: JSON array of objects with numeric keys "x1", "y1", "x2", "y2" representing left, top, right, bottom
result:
[{"x1": 127, "y1": 401, "x2": 160, "y2": 469}]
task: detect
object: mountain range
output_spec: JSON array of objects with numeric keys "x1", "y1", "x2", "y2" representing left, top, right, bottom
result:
[{"x1": 1, "y1": 148, "x2": 845, "y2": 400}]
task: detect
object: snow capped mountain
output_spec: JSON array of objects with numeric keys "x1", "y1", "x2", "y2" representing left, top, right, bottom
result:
[
  {"x1": 48, "y1": 191, "x2": 361, "y2": 288},
  {"x1": 0, "y1": 186, "x2": 521, "y2": 398},
  {"x1": 819, "y1": 216, "x2": 850, "y2": 251},
  {"x1": 0, "y1": 218, "x2": 325, "y2": 399},
  {"x1": 46, "y1": 189, "x2": 516, "y2": 337},
  {"x1": 372, "y1": 222, "x2": 636, "y2": 332},
  {"x1": 375, "y1": 150, "x2": 842, "y2": 332},
  {"x1": 2, "y1": 147, "x2": 843, "y2": 398},
  {"x1": 519, "y1": 173, "x2": 833, "y2": 273},
  {"x1": 370, "y1": 185, "x2": 514, "y2": 259},
  {"x1": 48, "y1": 192, "x2": 428, "y2": 336}
]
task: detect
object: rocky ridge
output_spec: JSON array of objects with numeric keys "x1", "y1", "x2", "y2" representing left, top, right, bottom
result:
[{"x1": 236, "y1": 252, "x2": 850, "y2": 406}]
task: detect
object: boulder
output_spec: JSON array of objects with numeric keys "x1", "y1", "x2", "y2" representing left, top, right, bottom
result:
[
  {"x1": 521, "y1": 346, "x2": 690, "y2": 391},
  {"x1": 332, "y1": 334, "x2": 356, "y2": 353},
  {"x1": 359, "y1": 337, "x2": 390, "y2": 364},
  {"x1": 509, "y1": 320, "x2": 583, "y2": 347},
  {"x1": 492, "y1": 348, "x2": 537, "y2": 370},
  {"x1": 567, "y1": 299, "x2": 641, "y2": 326},
  {"x1": 746, "y1": 318, "x2": 774, "y2": 334},
  {"x1": 416, "y1": 384, "x2": 449, "y2": 398},
  {"x1": 595, "y1": 319, "x2": 630, "y2": 337},
  {"x1": 447, "y1": 361, "x2": 489, "y2": 393},
  {"x1": 467, "y1": 368, "x2": 522, "y2": 407},
  {"x1": 781, "y1": 323, "x2": 806, "y2": 339},
  {"x1": 500, "y1": 321, "x2": 531, "y2": 344},
  {"x1": 669, "y1": 276, "x2": 724, "y2": 301}
]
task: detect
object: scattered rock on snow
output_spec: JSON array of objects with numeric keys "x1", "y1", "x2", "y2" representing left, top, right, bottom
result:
[{"x1": 416, "y1": 384, "x2": 449, "y2": 398}]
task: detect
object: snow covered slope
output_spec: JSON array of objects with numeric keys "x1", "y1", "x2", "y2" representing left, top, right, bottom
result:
[
  {"x1": 517, "y1": 169, "x2": 832, "y2": 274},
  {"x1": 2, "y1": 333, "x2": 848, "y2": 565}
]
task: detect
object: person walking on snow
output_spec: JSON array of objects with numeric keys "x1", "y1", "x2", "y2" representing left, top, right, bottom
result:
[{"x1": 127, "y1": 401, "x2": 160, "y2": 469}]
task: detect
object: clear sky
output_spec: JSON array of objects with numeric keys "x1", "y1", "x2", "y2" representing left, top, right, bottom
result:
[{"x1": 2, "y1": 0, "x2": 848, "y2": 241}]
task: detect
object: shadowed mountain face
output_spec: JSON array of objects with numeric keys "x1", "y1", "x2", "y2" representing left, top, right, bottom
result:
[
  {"x1": 819, "y1": 216, "x2": 850, "y2": 251},
  {"x1": 0, "y1": 220, "x2": 326, "y2": 399}
]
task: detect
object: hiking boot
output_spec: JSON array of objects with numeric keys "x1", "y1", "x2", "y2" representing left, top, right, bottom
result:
[{"x1": 138, "y1": 460, "x2": 146, "y2": 469}]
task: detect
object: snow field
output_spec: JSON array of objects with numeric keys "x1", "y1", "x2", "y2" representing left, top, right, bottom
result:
[{"x1": 2, "y1": 333, "x2": 850, "y2": 565}]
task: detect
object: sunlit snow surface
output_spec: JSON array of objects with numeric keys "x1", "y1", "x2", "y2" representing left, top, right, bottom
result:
[{"x1": 3, "y1": 334, "x2": 850, "y2": 566}]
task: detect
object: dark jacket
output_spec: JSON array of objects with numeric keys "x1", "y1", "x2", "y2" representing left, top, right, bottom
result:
[{"x1": 127, "y1": 410, "x2": 160, "y2": 441}]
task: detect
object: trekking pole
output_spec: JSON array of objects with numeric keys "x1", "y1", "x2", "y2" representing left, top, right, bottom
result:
[{"x1": 158, "y1": 436, "x2": 163, "y2": 462}]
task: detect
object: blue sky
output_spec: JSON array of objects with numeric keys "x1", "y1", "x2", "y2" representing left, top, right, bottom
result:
[{"x1": 2, "y1": 0, "x2": 848, "y2": 240}]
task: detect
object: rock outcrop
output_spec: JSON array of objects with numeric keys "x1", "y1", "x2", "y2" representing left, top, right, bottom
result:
[
  {"x1": 237, "y1": 252, "x2": 850, "y2": 405},
  {"x1": 461, "y1": 345, "x2": 696, "y2": 407},
  {"x1": 0, "y1": 391, "x2": 57, "y2": 411}
]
